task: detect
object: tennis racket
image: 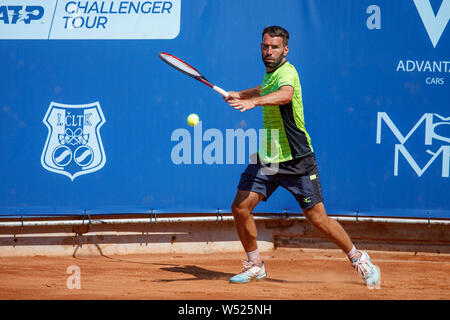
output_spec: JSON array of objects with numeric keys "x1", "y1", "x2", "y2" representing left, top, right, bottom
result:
[{"x1": 159, "y1": 52, "x2": 229, "y2": 98}]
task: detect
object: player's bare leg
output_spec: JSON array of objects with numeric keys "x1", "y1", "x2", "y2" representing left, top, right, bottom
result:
[
  {"x1": 229, "y1": 190, "x2": 268, "y2": 283},
  {"x1": 303, "y1": 202, "x2": 381, "y2": 289},
  {"x1": 302, "y1": 202, "x2": 355, "y2": 256},
  {"x1": 231, "y1": 190, "x2": 264, "y2": 265}
]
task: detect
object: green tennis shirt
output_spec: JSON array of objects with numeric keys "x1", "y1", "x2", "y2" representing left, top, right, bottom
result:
[{"x1": 258, "y1": 61, "x2": 313, "y2": 163}]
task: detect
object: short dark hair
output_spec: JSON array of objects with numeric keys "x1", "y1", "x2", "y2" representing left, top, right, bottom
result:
[{"x1": 262, "y1": 26, "x2": 289, "y2": 46}]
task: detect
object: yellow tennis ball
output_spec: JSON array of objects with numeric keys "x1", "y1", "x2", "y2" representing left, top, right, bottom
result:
[{"x1": 187, "y1": 113, "x2": 199, "y2": 127}]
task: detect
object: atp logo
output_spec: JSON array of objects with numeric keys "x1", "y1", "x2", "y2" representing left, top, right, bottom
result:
[
  {"x1": 414, "y1": 0, "x2": 450, "y2": 47},
  {"x1": 41, "y1": 102, "x2": 106, "y2": 181},
  {"x1": 0, "y1": 5, "x2": 44, "y2": 24}
]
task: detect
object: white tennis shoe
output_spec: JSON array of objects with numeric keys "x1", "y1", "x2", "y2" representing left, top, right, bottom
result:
[
  {"x1": 352, "y1": 251, "x2": 381, "y2": 289},
  {"x1": 229, "y1": 260, "x2": 266, "y2": 283}
]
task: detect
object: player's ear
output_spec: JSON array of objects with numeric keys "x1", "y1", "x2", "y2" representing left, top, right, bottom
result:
[{"x1": 283, "y1": 45, "x2": 289, "y2": 57}]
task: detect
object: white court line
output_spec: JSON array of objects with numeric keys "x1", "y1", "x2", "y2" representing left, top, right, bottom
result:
[{"x1": 313, "y1": 256, "x2": 450, "y2": 265}]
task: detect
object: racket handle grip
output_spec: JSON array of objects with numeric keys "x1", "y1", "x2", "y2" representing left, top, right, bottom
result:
[{"x1": 213, "y1": 86, "x2": 229, "y2": 98}]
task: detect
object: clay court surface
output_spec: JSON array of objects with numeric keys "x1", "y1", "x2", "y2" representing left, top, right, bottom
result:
[{"x1": 0, "y1": 248, "x2": 449, "y2": 300}]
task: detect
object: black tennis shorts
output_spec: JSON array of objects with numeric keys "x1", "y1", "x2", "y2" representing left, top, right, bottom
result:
[{"x1": 237, "y1": 153, "x2": 323, "y2": 209}]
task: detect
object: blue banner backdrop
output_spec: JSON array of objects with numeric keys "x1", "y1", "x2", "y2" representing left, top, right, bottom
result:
[{"x1": 0, "y1": 0, "x2": 449, "y2": 218}]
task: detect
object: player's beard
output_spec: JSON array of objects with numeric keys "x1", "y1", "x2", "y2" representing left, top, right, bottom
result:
[{"x1": 262, "y1": 52, "x2": 284, "y2": 69}]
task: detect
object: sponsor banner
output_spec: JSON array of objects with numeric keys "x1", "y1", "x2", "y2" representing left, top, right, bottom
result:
[
  {"x1": 376, "y1": 112, "x2": 450, "y2": 178},
  {"x1": 0, "y1": 0, "x2": 448, "y2": 218},
  {"x1": 0, "y1": 0, "x2": 181, "y2": 39}
]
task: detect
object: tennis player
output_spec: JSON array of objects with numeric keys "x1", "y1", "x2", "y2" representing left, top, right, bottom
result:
[{"x1": 225, "y1": 26, "x2": 380, "y2": 289}]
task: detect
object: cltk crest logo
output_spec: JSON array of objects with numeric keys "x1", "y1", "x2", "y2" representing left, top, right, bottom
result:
[{"x1": 41, "y1": 101, "x2": 106, "y2": 180}]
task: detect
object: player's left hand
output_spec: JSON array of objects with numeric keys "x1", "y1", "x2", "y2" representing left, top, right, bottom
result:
[{"x1": 228, "y1": 99, "x2": 256, "y2": 112}]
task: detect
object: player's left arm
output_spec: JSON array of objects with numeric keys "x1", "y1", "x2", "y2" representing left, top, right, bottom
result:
[{"x1": 228, "y1": 85, "x2": 293, "y2": 112}]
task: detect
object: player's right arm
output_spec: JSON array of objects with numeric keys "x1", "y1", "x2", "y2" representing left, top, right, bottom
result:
[{"x1": 225, "y1": 85, "x2": 261, "y2": 102}]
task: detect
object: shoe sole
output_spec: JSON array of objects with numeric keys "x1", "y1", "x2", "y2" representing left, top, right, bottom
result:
[{"x1": 229, "y1": 273, "x2": 267, "y2": 284}]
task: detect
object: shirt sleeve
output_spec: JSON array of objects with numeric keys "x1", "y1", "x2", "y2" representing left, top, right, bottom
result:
[{"x1": 277, "y1": 67, "x2": 296, "y2": 89}]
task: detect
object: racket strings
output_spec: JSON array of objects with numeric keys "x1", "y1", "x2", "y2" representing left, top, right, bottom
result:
[{"x1": 159, "y1": 53, "x2": 202, "y2": 78}]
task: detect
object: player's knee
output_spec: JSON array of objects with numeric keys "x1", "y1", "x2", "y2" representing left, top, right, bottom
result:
[
  {"x1": 308, "y1": 214, "x2": 330, "y2": 234},
  {"x1": 231, "y1": 202, "x2": 251, "y2": 220},
  {"x1": 303, "y1": 203, "x2": 329, "y2": 232}
]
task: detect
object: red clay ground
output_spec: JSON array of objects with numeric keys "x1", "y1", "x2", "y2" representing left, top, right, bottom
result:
[{"x1": 0, "y1": 248, "x2": 449, "y2": 300}]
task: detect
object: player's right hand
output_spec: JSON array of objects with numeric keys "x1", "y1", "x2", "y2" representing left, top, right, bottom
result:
[{"x1": 224, "y1": 91, "x2": 240, "y2": 102}]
